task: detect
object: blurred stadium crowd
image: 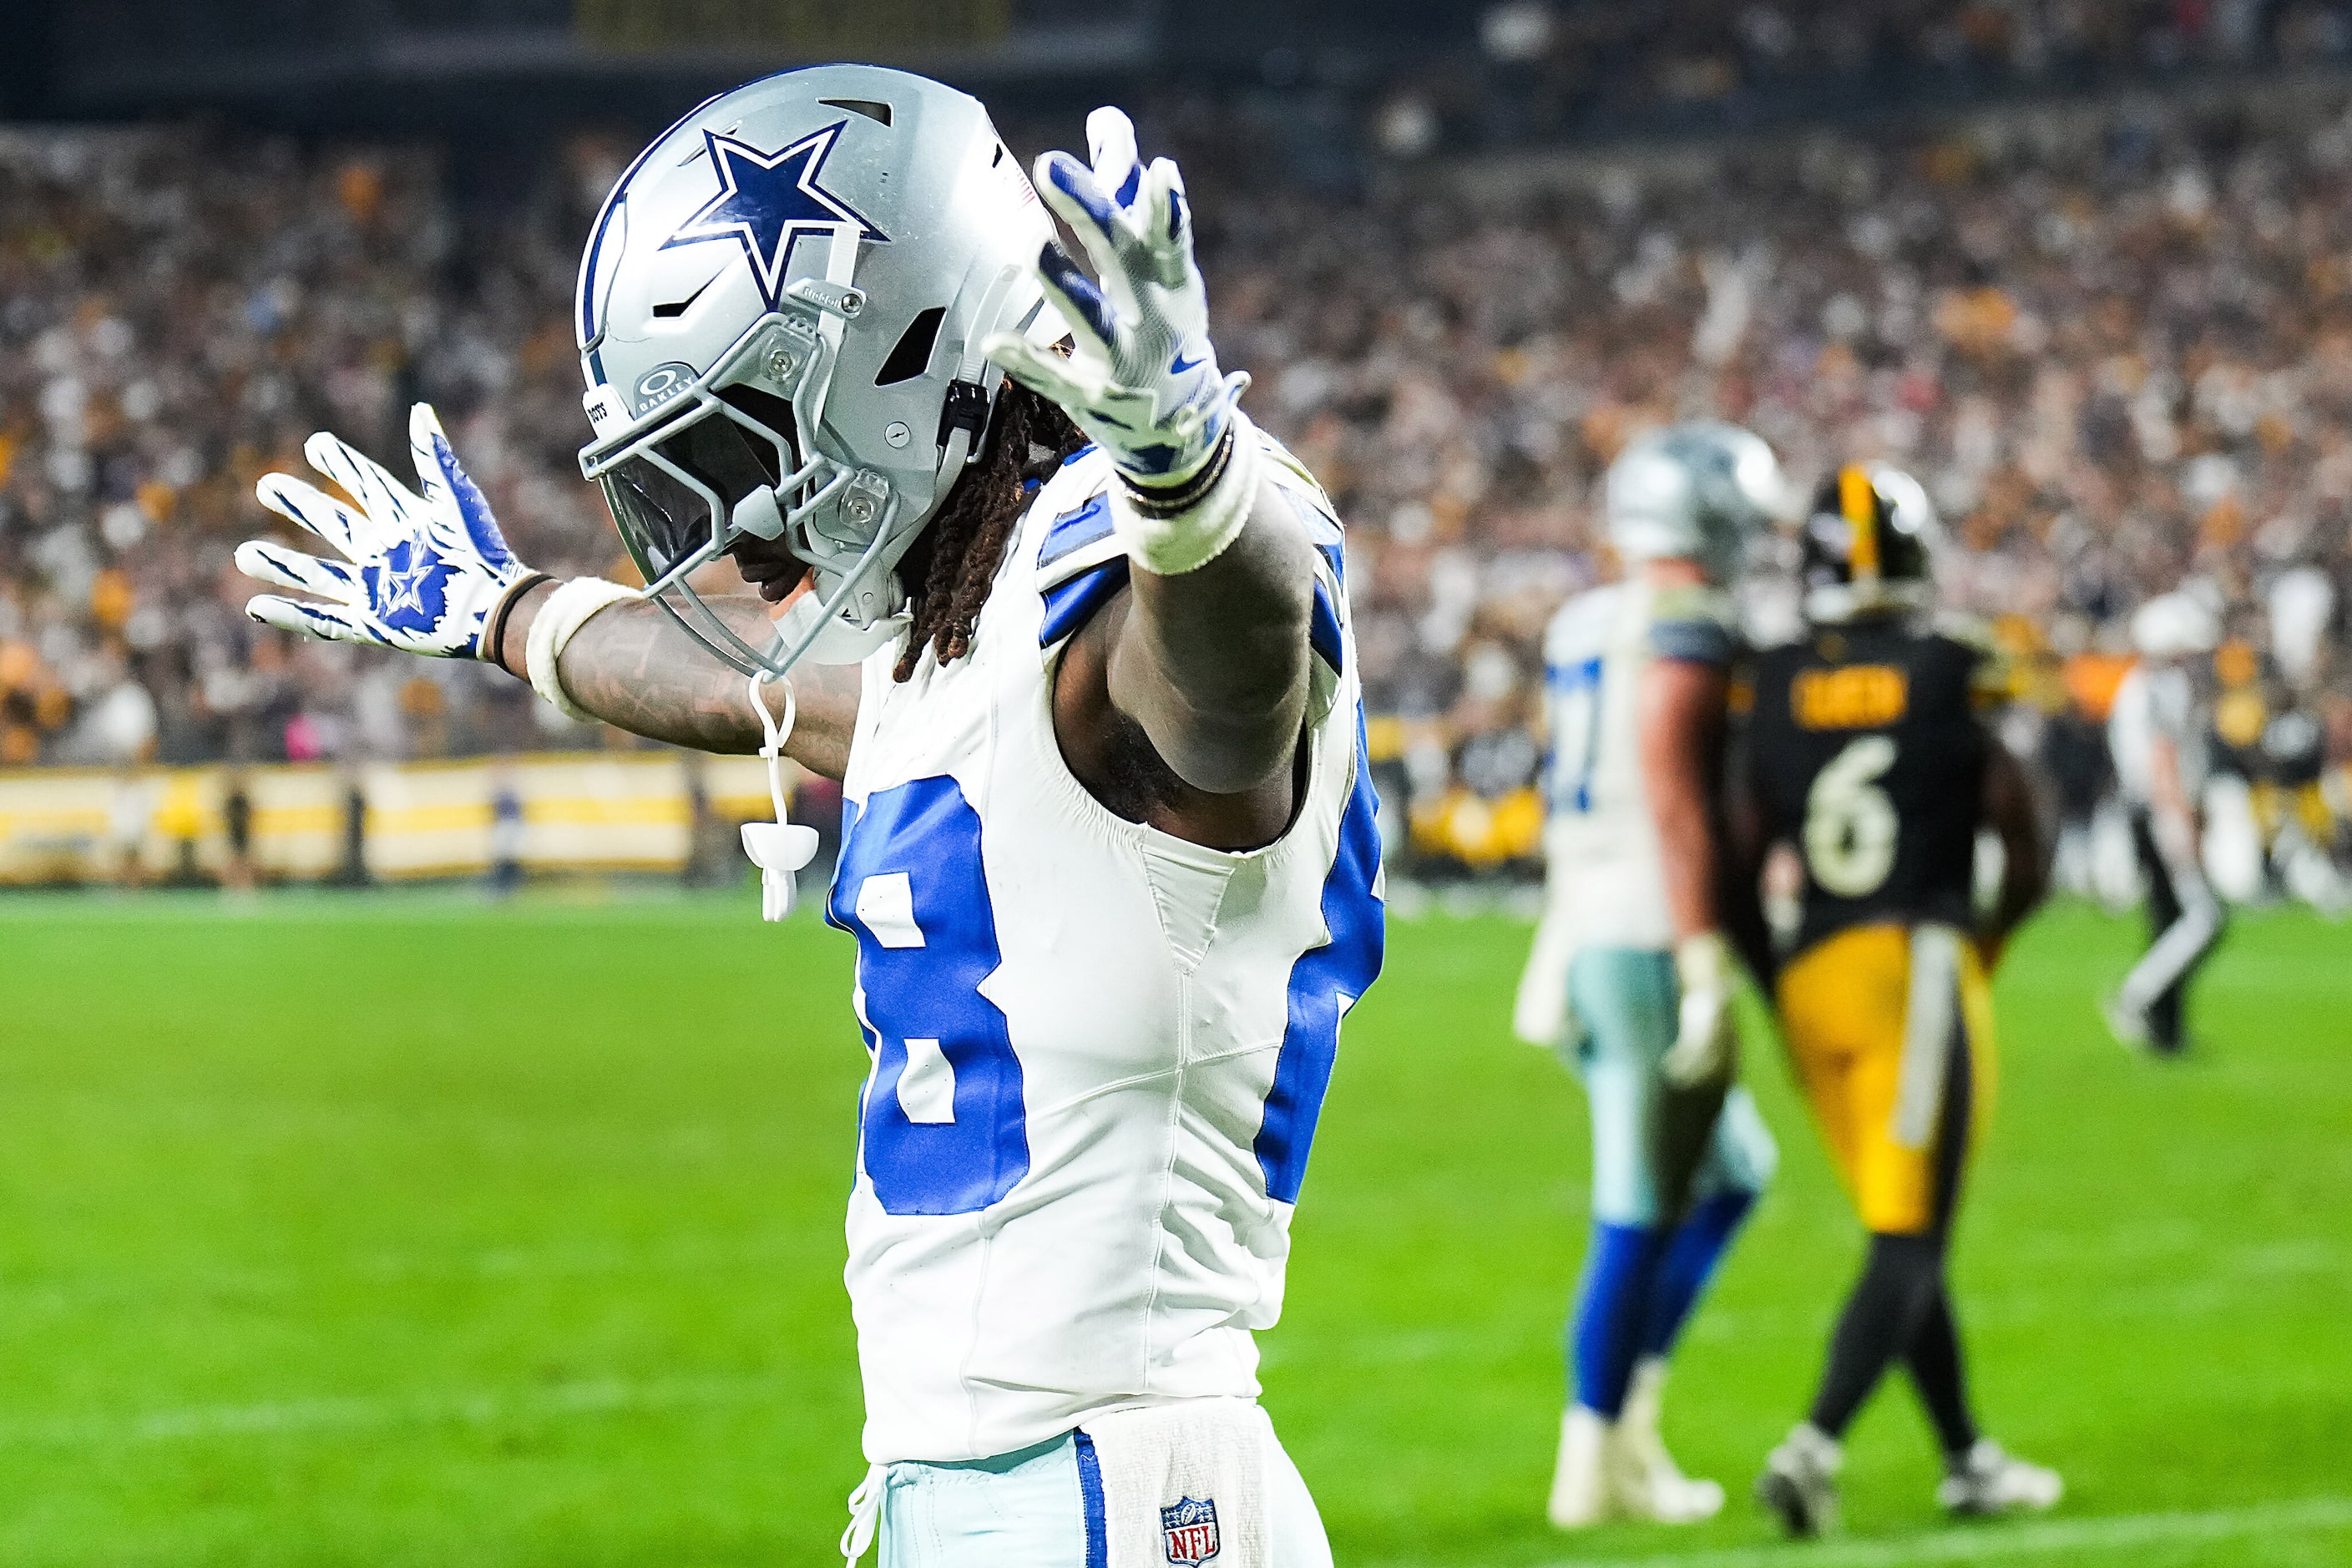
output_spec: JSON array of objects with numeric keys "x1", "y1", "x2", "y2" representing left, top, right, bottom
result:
[
  {"x1": 1383, "y1": 0, "x2": 2352, "y2": 154},
  {"x1": 4, "y1": 43, "x2": 2351, "y2": 883},
  {"x1": 1227, "y1": 94, "x2": 2352, "y2": 875},
  {"x1": 0, "y1": 128, "x2": 616, "y2": 770}
]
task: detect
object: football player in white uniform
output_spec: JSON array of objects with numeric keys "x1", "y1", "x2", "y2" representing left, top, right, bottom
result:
[
  {"x1": 1515, "y1": 423, "x2": 1784, "y2": 1527},
  {"x1": 2105, "y1": 593, "x2": 2223, "y2": 1055},
  {"x1": 234, "y1": 68, "x2": 1379, "y2": 1568}
]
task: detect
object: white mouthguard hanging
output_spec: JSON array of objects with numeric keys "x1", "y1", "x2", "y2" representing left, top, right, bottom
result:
[{"x1": 740, "y1": 670, "x2": 821, "y2": 922}]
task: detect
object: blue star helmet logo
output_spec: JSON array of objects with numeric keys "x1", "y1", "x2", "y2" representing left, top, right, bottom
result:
[{"x1": 660, "y1": 122, "x2": 888, "y2": 311}]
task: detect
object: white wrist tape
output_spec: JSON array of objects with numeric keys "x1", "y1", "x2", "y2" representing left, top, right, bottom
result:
[
  {"x1": 1109, "y1": 409, "x2": 1262, "y2": 576},
  {"x1": 525, "y1": 577, "x2": 638, "y2": 721}
]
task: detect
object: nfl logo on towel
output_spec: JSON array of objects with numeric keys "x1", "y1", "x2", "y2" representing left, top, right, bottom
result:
[{"x1": 1160, "y1": 1496, "x2": 1221, "y2": 1565}]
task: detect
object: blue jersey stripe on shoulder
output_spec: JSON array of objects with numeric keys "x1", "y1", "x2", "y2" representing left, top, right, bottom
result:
[
  {"x1": 1038, "y1": 492, "x2": 1115, "y2": 569},
  {"x1": 1039, "y1": 559, "x2": 1130, "y2": 647},
  {"x1": 1310, "y1": 580, "x2": 1343, "y2": 673}
]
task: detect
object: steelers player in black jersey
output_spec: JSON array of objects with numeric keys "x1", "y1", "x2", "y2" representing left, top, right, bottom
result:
[{"x1": 1731, "y1": 465, "x2": 2062, "y2": 1537}]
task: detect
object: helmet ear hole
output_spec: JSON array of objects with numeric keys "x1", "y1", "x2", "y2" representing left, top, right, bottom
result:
[{"x1": 876, "y1": 306, "x2": 948, "y2": 387}]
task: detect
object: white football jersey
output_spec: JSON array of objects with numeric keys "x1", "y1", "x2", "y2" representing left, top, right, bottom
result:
[
  {"x1": 2108, "y1": 662, "x2": 2204, "y2": 806},
  {"x1": 827, "y1": 436, "x2": 1382, "y2": 1465},
  {"x1": 1537, "y1": 581, "x2": 1677, "y2": 950}
]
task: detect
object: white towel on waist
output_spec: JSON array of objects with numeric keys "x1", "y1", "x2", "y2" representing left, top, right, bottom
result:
[
  {"x1": 1082, "y1": 1399, "x2": 1271, "y2": 1568},
  {"x1": 1892, "y1": 923, "x2": 1960, "y2": 1151}
]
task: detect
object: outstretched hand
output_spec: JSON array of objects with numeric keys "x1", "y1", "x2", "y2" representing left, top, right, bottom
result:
[
  {"x1": 239, "y1": 402, "x2": 532, "y2": 660},
  {"x1": 983, "y1": 106, "x2": 1245, "y2": 488}
]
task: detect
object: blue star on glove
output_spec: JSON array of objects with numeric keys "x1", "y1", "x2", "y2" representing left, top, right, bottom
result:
[
  {"x1": 374, "y1": 532, "x2": 447, "y2": 629},
  {"x1": 240, "y1": 402, "x2": 529, "y2": 660},
  {"x1": 983, "y1": 107, "x2": 1246, "y2": 486}
]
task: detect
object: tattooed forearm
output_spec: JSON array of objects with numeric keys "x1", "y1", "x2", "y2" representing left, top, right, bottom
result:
[
  {"x1": 559, "y1": 599, "x2": 766, "y2": 751},
  {"x1": 497, "y1": 584, "x2": 858, "y2": 779}
]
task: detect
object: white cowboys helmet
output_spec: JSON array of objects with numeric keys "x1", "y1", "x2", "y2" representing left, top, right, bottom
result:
[
  {"x1": 1604, "y1": 420, "x2": 1790, "y2": 585},
  {"x1": 575, "y1": 64, "x2": 1055, "y2": 677}
]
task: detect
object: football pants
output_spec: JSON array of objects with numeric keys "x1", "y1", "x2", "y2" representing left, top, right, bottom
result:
[
  {"x1": 1565, "y1": 947, "x2": 1778, "y2": 1227},
  {"x1": 876, "y1": 1428, "x2": 1329, "y2": 1568},
  {"x1": 1774, "y1": 923, "x2": 1995, "y2": 1235}
]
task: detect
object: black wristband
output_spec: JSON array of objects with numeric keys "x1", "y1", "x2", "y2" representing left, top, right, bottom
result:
[
  {"x1": 483, "y1": 571, "x2": 553, "y2": 669},
  {"x1": 1117, "y1": 422, "x2": 1237, "y2": 521}
]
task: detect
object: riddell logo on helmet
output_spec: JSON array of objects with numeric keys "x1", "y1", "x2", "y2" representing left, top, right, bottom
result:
[{"x1": 582, "y1": 384, "x2": 625, "y2": 438}]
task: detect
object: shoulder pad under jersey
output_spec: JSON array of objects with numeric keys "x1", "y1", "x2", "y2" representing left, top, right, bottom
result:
[{"x1": 1648, "y1": 582, "x2": 1741, "y2": 667}]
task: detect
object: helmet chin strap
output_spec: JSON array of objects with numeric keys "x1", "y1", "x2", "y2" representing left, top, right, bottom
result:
[
  {"x1": 738, "y1": 670, "x2": 820, "y2": 923},
  {"x1": 774, "y1": 585, "x2": 907, "y2": 665}
]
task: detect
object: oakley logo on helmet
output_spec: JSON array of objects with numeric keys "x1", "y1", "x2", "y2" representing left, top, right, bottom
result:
[
  {"x1": 628, "y1": 362, "x2": 698, "y2": 417},
  {"x1": 660, "y1": 123, "x2": 888, "y2": 311}
]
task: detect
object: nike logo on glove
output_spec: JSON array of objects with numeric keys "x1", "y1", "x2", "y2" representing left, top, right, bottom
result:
[{"x1": 1169, "y1": 350, "x2": 1205, "y2": 374}]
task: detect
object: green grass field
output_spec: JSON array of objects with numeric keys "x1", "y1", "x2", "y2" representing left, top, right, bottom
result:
[{"x1": 2, "y1": 890, "x2": 2346, "y2": 1567}]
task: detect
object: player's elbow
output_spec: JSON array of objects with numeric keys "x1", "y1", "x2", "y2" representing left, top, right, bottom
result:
[
  {"x1": 1153, "y1": 636, "x2": 1313, "y2": 795},
  {"x1": 1172, "y1": 722, "x2": 1306, "y2": 797},
  {"x1": 1995, "y1": 812, "x2": 2052, "y2": 917}
]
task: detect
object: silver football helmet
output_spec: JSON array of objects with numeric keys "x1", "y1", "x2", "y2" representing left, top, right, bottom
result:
[
  {"x1": 2131, "y1": 591, "x2": 2221, "y2": 660},
  {"x1": 1604, "y1": 420, "x2": 1789, "y2": 585},
  {"x1": 574, "y1": 65, "x2": 1055, "y2": 677}
]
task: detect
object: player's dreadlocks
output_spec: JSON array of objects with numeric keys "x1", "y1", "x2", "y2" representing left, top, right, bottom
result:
[{"x1": 894, "y1": 379, "x2": 1085, "y2": 681}]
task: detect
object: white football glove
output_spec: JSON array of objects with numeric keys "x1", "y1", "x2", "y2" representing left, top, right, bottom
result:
[
  {"x1": 239, "y1": 402, "x2": 532, "y2": 660},
  {"x1": 984, "y1": 107, "x2": 1248, "y2": 503},
  {"x1": 1662, "y1": 930, "x2": 1741, "y2": 1088}
]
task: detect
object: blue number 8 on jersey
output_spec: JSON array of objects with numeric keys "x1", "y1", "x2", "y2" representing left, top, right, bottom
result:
[{"x1": 829, "y1": 776, "x2": 1030, "y2": 1216}]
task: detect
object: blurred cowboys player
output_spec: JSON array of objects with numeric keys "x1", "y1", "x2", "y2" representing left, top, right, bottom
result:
[
  {"x1": 1515, "y1": 423, "x2": 1784, "y2": 1528},
  {"x1": 234, "y1": 68, "x2": 1380, "y2": 1566}
]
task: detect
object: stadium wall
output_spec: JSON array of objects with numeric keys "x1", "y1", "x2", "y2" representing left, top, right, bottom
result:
[{"x1": 0, "y1": 752, "x2": 790, "y2": 884}]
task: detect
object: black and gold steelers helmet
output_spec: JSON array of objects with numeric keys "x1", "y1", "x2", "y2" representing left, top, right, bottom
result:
[{"x1": 1798, "y1": 463, "x2": 1940, "y2": 624}]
